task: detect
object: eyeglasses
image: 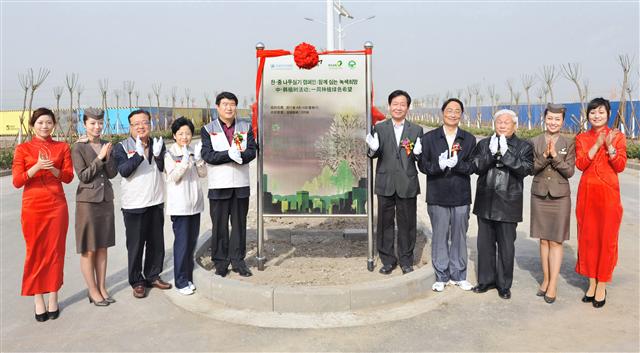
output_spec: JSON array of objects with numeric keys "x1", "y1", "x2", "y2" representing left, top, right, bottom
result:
[
  {"x1": 445, "y1": 109, "x2": 462, "y2": 114},
  {"x1": 131, "y1": 121, "x2": 151, "y2": 127}
]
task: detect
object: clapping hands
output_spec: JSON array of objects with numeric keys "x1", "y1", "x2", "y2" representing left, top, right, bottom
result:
[
  {"x1": 489, "y1": 134, "x2": 499, "y2": 155},
  {"x1": 438, "y1": 150, "x2": 458, "y2": 170},
  {"x1": 438, "y1": 150, "x2": 449, "y2": 170},
  {"x1": 152, "y1": 137, "x2": 163, "y2": 157},
  {"x1": 135, "y1": 135, "x2": 145, "y2": 156},
  {"x1": 97, "y1": 142, "x2": 112, "y2": 161},
  {"x1": 193, "y1": 141, "x2": 202, "y2": 161},
  {"x1": 413, "y1": 138, "x2": 422, "y2": 155},
  {"x1": 366, "y1": 132, "x2": 379, "y2": 151},
  {"x1": 228, "y1": 144, "x2": 242, "y2": 164},
  {"x1": 181, "y1": 145, "x2": 190, "y2": 163},
  {"x1": 499, "y1": 134, "x2": 508, "y2": 155}
]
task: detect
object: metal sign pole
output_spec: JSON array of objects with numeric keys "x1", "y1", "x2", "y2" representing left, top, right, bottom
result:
[
  {"x1": 256, "y1": 42, "x2": 266, "y2": 271},
  {"x1": 364, "y1": 41, "x2": 375, "y2": 272}
]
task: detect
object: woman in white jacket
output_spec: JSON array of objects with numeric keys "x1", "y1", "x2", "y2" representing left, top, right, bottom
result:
[{"x1": 165, "y1": 117, "x2": 207, "y2": 295}]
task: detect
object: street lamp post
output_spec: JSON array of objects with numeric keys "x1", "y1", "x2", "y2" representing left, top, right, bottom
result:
[
  {"x1": 336, "y1": 15, "x2": 376, "y2": 50},
  {"x1": 326, "y1": 0, "x2": 335, "y2": 50},
  {"x1": 305, "y1": 6, "x2": 375, "y2": 51}
]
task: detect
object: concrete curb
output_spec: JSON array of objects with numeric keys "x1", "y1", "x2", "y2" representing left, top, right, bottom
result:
[{"x1": 192, "y1": 232, "x2": 436, "y2": 314}]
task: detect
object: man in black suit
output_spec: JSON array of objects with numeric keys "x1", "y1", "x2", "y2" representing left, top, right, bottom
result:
[{"x1": 366, "y1": 90, "x2": 423, "y2": 275}]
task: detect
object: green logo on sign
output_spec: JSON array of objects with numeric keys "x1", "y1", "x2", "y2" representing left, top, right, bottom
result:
[{"x1": 348, "y1": 60, "x2": 356, "y2": 69}]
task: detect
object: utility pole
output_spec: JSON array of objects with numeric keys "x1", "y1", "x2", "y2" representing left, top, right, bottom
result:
[{"x1": 326, "y1": 0, "x2": 335, "y2": 50}]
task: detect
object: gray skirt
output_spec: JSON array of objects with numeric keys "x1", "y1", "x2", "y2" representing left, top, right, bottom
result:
[
  {"x1": 530, "y1": 194, "x2": 571, "y2": 243},
  {"x1": 75, "y1": 200, "x2": 115, "y2": 253}
]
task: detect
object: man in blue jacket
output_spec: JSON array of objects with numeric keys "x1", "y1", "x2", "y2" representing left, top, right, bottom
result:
[{"x1": 418, "y1": 98, "x2": 476, "y2": 292}]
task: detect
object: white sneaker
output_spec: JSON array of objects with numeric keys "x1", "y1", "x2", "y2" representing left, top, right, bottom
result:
[
  {"x1": 451, "y1": 280, "x2": 474, "y2": 291},
  {"x1": 176, "y1": 286, "x2": 194, "y2": 296},
  {"x1": 432, "y1": 281, "x2": 446, "y2": 292},
  {"x1": 188, "y1": 281, "x2": 196, "y2": 291}
]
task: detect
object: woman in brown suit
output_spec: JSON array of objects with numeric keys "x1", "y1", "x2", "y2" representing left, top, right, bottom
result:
[
  {"x1": 71, "y1": 108, "x2": 118, "y2": 306},
  {"x1": 529, "y1": 103, "x2": 575, "y2": 303}
]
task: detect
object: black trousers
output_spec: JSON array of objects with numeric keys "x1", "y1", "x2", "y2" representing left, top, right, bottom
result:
[
  {"x1": 123, "y1": 205, "x2": 165, "y2": 287},
  {"x1": 376, "y1": 194, "x2": 417, "y2": 267},
  {"x1": 209, "y1": 191, "x2": 249, "y2": 271},
  {"x1": 171, "y1": 214, "x2": 200, "y2": 289},
  {"x1": 476, "y1": 216, "x2": 517, "y2": 290}
]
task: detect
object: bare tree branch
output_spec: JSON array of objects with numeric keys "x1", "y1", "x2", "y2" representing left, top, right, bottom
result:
[
  {"x1": 124, "y1": 80, "x2": 135, "y2": 109},
  {"x1": 561, "y1": 62, "x2": 588, "y2": 132},
  {"x1": 539, "y1": 65, "x2": 558, "y2": 103},
  {"x1": 521, "y1": 74, "x2": 535, "y2": 130},
  {"x1": 152, "y1": 83, "x2": 162, "y2": 130}
]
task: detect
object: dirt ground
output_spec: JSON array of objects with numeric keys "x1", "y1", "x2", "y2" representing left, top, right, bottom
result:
[{"x1": 197, "y1": 217, "x2": 430, "y2": 286}]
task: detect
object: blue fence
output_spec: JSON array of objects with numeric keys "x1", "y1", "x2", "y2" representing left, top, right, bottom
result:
[{"x1": 412, "y1": 100, "x2": 640, "y2": 134}]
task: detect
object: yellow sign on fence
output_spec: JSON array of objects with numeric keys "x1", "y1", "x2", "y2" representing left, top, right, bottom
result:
[{"x1": 0, "y1": 111, "x2": 30, "y2": 136}]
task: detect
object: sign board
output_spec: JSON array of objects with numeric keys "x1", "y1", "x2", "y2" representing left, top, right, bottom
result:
[{"x1": 261, "y1": 54, "x2": 368, "y2": 215}]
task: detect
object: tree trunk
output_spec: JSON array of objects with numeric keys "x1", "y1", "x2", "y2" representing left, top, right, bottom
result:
[{"x1": 18, "y1": 88, "x2": 28, "y2": 144}]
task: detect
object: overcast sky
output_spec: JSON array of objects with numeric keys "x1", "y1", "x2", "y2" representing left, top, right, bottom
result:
[{"x1": 2, "y1": 0, "x2": 638, "y2": 110}]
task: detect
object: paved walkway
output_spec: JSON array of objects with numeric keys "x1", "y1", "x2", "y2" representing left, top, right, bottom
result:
[{"x1": 0, "y1": 161, "x2": 638, "y2": 352}]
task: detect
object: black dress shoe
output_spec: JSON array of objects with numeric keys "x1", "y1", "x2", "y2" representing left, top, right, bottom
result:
[
  {"x1": 232, "y1": 266, "x2": 253, "y2": 277},
  {"x1": 215, "y1": 267, "x2": 229, "y2": 277},
  {"x1": 472, "y1": 283, "x2": 496, "y2": 293},
  {"x1": 544, "y1": 295, "x2": 556, "y2": 304},
  {"x1": 498, "y1": 288, "x2": 511, "y2": 299},
  {"x1": 47, "y1": 309, "x2": 60, "y2": 320},
  {"x1": 35, "y1": 311, "x2": 48, "y2": 322},
  {"x1": 536, "y1": 289, "x2": 546, "y2": 297},
  {"x1": 379, "y1": 264, "x2": 396, "y2": 275},
  {"x1": 150, "y1": 278, "x2": 172, "y2": 290},
  {"x1": 401, "y1": 265, "x2": 414, "y2": 274}
]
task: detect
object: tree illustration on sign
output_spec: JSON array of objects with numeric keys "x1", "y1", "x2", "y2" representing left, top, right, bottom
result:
[
  {"x1": 330, "y1": 160, "x2": 355, "y2": 194},
  {"x1": 315, "y1": 111, "x2": 366, "y2": 179}
]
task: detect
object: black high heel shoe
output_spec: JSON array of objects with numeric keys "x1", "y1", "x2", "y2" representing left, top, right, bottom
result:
[
  {"x1": 47, "y1": 308, "x2": 60, "y2": 320},
  {"x1": 88, "y1": 294, "x2": 110, "y2": 307},
  {"x1": 35, "y1": 311, "x2": 48, "y2": 322},
  {"x1": 581, "y1": 290, "x2": 595, "y2": 303},
  {"x1": 592, "y1": 290, "x2": 607, "y2": 308}
]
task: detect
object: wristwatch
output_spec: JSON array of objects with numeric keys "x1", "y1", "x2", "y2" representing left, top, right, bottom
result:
[{"x1": 608, "y1": 147, "x2": 617, "y2": 156}]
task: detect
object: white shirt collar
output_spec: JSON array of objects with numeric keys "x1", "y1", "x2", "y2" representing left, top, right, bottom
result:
[{"x1": 392, "y1": 119, "x2": 405, "y2": 128}]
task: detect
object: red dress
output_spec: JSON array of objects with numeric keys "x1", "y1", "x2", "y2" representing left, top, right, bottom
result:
[
  {"x1": 574, "y1": 127, "x2": 626, "y2": 282},
  {"x1": 12, "y1": 136, "x2": 74, "y2": 295}
]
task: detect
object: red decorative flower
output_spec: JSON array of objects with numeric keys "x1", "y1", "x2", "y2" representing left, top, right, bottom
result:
[
  {"x1": 293, "y1": 42, "x2": 319, "y2": 70},
  {"x1": 400, "y1": 138, "x2": 414, "y2": 156},
  {"x1": 233, "y1": 132, "x2": 244, "y2": 151},
  {"x1": 452, "y1": 142, "x2": 461, "y2": 155}
]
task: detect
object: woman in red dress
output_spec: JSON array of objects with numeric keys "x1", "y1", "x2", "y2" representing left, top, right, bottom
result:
[
  {"x1": 12, "y1": 108, "x2": 74, "y2": 321},
  {"x1": 575, "y1": 97, "x2": 627, "y2": 308}
]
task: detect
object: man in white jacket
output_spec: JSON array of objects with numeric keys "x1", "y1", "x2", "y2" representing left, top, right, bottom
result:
[
  {"x1": 112, "y1": 109, "x2": 171, "y2": 298},
  {"x1": 200, "y1": 92, "x2": 257, "y2": 277}
]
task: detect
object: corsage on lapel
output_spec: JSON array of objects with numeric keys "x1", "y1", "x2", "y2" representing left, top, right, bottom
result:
[
  {"x1": 233, "y1": 132, "x2": 244, "y2": 152},
  {"x1": 400, "y1": 138, "x2": 414, "y2": 156}
]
